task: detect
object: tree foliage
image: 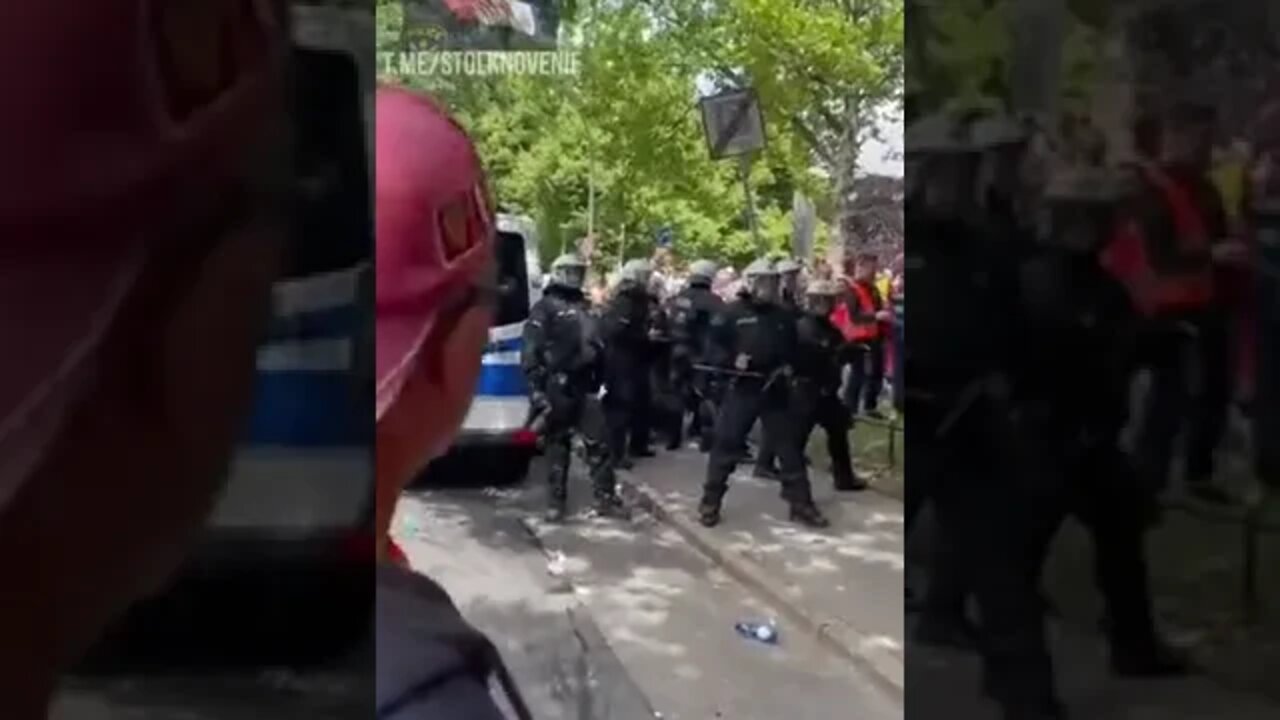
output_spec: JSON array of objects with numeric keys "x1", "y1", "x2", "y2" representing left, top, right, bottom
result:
[
  {"x1": 377, "y1": 0, "x2": 901, "y2": 269},
  {"x1": 908, "y1": 0, "x2": 1102, "y2": 117}
]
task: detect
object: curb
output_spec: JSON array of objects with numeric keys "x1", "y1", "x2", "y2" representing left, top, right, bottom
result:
[
  {"x1": 615, "y1": 473, "x2": 905, "y2": 699},
  {"x1": 509, "y1": 513, "x2": 663, "y2": 720}
]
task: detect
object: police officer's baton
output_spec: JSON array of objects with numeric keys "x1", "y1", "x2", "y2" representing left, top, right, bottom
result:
[{"x1": 692, "y1": 364, "x2": 764, "y2": 379}]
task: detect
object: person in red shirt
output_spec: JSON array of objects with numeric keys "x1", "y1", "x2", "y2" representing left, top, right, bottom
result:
[
  {"x1": 1109, "y1": 101, "x2": 1248, "y2": 505},
  {"x1": 831, "y1": 252, "x2": 892, "y2": 418}
]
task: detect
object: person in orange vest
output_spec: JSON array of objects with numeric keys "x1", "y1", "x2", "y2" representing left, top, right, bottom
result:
[
  {"x1": 832, "y1": 252, "x2": 892, "y2": 418},
  {"x1": 1103, "y1": 100, "x2": 1250, "y2": 506}
]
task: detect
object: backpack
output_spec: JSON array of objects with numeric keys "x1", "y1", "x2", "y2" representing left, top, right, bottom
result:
[{"x1": 376, "y1": 564, "x2": 532, "y2": 720}]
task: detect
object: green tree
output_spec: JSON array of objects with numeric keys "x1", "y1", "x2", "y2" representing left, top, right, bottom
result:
[{"x1": 377, "y1": 0, "x2": 902, "y2": 268}]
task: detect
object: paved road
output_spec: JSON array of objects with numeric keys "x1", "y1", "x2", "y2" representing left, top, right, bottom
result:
[
  {"x1": 396, "y1": 457, "x2": 901, "y2": 720},
  {"x1": 622, "y1": 447, "x2": 905, "y2": 682}
]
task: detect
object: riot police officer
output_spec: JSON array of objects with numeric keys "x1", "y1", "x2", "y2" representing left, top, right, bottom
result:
[
  {"x1": 522, "y1": 253, "x2": 627, "y2": 522},
  {"x1": 699, "y1": 259, "x2": 829, "y2": 528},
  {"x1": 904, "y1": 110, "x2": 1068, "y2": 719},
  {"x1": 646, "y1": 274, "x2": 680, "y2": 449},
  {"x1": 1021, "y1": 168, "x2": 1189, "y2": 680},
  {"x1": 667, "y1": 259, "x2": 726, "y2": 450},
  {"x1": 754, "y1": 257, "x2": 804, "y2": 479},
  {"x1": 792, "y1": 279, "x2": 867, "y2": 491},
  {"x1": 602, "y1": 258, "x2": 657, "y2": 467},
  {"x1": 777, "y1": 256, "x2": 804, "y2": 306}
]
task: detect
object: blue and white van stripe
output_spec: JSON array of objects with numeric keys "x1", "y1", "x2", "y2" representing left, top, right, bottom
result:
[
  {"x1": 475, "y1": 323, "x2": 529, "y2": 398},
  {"x1": 243, "y1": 264, "x2": 372, "y2": 448}
]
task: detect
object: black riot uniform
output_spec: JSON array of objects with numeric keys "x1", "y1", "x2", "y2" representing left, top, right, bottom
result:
[
  {"x1": 698, "y1": 290, "x2": 827, "y2": 528},
  {"x1": 751, "y1": 289, "x2": 801, "y2": 479},
  {"x1": 646, "y1": 296, "x2": 681, "y2": 449},
  {"x1": 666, "y1": 279, "x2": 726, "y2": 450},
  {"x1": 791, "y1": 300, "x2": 866, "y2": 491},
  {"x1": 602, "y1": 278, "x2": 656, "y2": 466},
  {"x1": 522, "y1": 283, "x2": 625, "y2": 520},
  {"x1": 905, "y1": 187, "x2": 1070, "y2": 718},
  {"x1": 1018, "y1": 227, "x2": 1188, "y2": 680}
]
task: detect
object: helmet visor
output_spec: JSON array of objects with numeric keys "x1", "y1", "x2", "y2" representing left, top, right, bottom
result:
[
  {"x1": 748, "y1": 274, "x2": 779, "y2": 302},
  {"x1": 554, "y1": 266, "x2": 585, "y2": 289}
]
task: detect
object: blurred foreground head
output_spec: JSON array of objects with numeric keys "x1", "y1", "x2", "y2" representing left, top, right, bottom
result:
[
  {"x1": 374, "y1": 86, "x2": 496, "y2": 549},
  {"x1": 0, "y1": 1, "x2": 291, "y2": 711}
]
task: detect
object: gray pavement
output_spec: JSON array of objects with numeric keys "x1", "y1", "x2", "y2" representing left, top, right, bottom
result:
[
  {"x1": 621, "y1": 447, "x2": 906, "y2": 689},
  {"x1": 393, "y1": 491, "x2": 656, "y2": 719},
  {"x1": 397, "y1": 467, "x2": 901, "y2": 720}
]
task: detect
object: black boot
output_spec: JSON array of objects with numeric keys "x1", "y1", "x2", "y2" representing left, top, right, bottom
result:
[
  {"x1": 591, "y1": 494, "x2": 631, "y2": 520},
  {"x1": 753, "y1": 465, "x2": 780, "y2": 481},
  {"x1": 789, "y1": 503, "x2": 830, "y2": 528},
  {"x1": 698, "y1": 500, "x2": 721, "y2": 527},
  {"x1": 833, "y1": 471, "x2": 868, "y2": 491}
]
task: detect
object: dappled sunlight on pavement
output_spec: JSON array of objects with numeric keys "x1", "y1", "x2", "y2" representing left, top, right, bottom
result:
[
  {"x1": 623, "y1": 447, "x2": 907, "y2": 679},
  {"x1": 402, "y1": 457, "x2": 901, "y2": 720}
]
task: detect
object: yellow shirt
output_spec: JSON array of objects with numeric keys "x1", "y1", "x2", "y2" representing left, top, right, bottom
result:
[
  {"x1": 1211, "y1": 160, "x2": 1246, "y2": 223},
  {"x1": 875, "y1": 274, "x2": 892, "y2": 302}
]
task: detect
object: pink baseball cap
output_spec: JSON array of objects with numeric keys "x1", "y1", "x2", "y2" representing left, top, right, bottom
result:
[
  {"x1": 0, "y1": 1, "x2": 287, "y2": 510},
  {"x1": 375, "y1": 87, "x2": 494, "y2": 420}
]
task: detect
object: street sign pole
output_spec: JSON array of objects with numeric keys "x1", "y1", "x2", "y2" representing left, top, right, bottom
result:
[
  {"x1": 738, "y1": 154, "x2": 762, "y2": 252},
  {"x1": 699, "y1": 87, "x2": 768, "y2": 254}
]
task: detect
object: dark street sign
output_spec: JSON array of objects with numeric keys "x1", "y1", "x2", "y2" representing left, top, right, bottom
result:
[{"x1": 699, "y1": 88, "x2": 766, "y2": 159}]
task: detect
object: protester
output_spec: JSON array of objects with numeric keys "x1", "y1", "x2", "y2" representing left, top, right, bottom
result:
[
  {"x1": 374, "y1": 86, "x2": 531, "y2": 719},
  {"x1": 833, "y1": 252, "x2": 891, "y2": 418}
]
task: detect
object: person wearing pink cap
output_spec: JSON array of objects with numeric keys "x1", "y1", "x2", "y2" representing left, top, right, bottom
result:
[
  {"x1": 373, "y1": 86, "x2": 532, "y2": 720},
  {"x1": 0, "y1": 3, "x2": 297, "y2": 715}
]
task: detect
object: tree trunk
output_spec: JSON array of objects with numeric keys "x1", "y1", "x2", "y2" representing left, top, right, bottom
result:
[{"x1": 834, "y1": 94, "x2": 862, "y2": 262}]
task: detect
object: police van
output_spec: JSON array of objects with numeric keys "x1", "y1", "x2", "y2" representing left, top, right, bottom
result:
[
  {"x1": 89, "y1": 5, "x2": 374, "y2": 661},
  {"x1": 424, "y1": 213, "x2": 543, "y2": 485}
]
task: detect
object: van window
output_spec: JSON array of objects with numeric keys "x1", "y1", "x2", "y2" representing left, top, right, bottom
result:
[{"x1": 494, "y1": 230, "x2": 531, "y2": 326}]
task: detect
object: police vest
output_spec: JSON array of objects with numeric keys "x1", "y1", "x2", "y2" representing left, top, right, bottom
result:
[{"x1": 1101, "y1": 163, "x2": 1214, "y2": 317}]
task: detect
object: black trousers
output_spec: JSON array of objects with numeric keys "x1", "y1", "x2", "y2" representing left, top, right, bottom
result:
[
  {"x1": 662, "y1": 354, "x2": 694, "y2": 448},
  {"x1": 688, "y1": 370, "x2": 724, "y2": 451},
  {"x1": 1134, "y1": 311, "x2": 1230, "y2": 492},
  {"x1": 543, "y1": 389, "x2": 616, "y2": 505},
  {"x1": 604, "y1": 362, "x2": 652, "y2": 458},
  {"x1": 914, "y1": 397, "x2": 1163, "y2": 713},
  {"x1": 845, "y1": 340, "x2": 886, "y2": 413},
  {"x1": 702, "y1": 381, "x2": 814, "y2": 508},
  {"x1": 911, "y1": 392, "x2": 1066, "y2": 712},
  {"x1": 757, "y1": 383, "x2": 855, "y2": 486}
]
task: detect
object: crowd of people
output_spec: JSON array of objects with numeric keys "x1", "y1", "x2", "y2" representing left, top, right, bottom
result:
[
  {"x1": 521, "y1": 243, "x2": 905, "y2": 527},
  {"x1": 904, "y1": 95, "x2": 1278, "y2": 720}
]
